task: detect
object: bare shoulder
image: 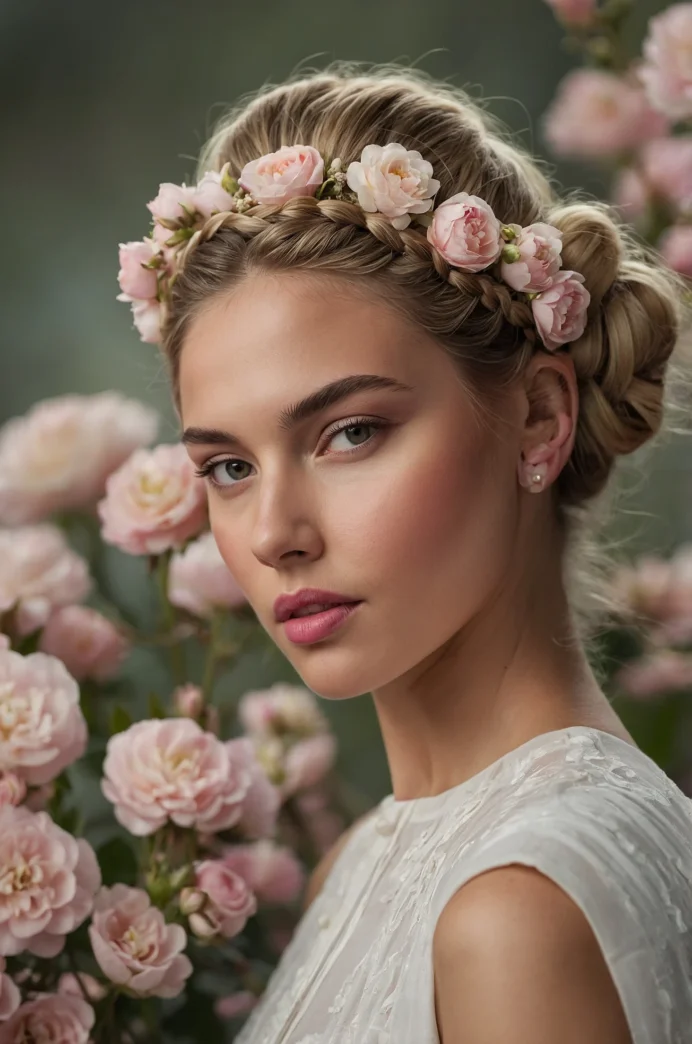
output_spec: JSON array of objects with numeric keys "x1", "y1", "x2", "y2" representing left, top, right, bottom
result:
[
  {"x1": 302, "y1": 810, "x2": 373, "y2": 913},
  {"x1": 432, "y1": 864, "x2": 632, "y2": 1044}
]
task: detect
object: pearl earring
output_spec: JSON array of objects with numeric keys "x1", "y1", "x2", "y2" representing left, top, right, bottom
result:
[{"x1": 526, "y1": 461, "x2": 548, "y2": 493}]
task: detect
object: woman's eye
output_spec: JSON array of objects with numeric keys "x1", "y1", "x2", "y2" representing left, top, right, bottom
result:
[{"x1": 325, "y1": 420, "x2": 382, "y2": 453}]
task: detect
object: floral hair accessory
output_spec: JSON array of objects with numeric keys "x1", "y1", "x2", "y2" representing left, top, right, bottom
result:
[{"x1": 117, "y1": 141, "x2": 590, "y2": 350}]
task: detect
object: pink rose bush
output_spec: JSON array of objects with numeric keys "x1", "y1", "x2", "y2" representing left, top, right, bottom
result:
[
  {"x1": 0, "y1": 649, "x2": 87, "y2": 785},
  {"x1": 639, "y1": 3, "x2": 692, "y2": 120},
  {"x1": 186, "y1": 860, "x2": 257, "y2": 939},
  {"x1": 98, "y1": 443, "x2": 207, "y2": 555},
  {"x1": 346, "y1": 143, "x2": 440, "y2": 230},
  {"x1": 221, "y1": 840, "x2": 306, "y2": 904},
  {"x1": 543, "y1": 69, "x2": 667, "y2": 159},
  {"x1": 0, "y1": 993, "x2": 94, "y2": 1043},
  {"x1": 89, "y1": 885, "x2": 192, "y2": 997},
  {"x1": 0, "y1": 773, "x2": 25, "y2": 810},
  {"x1": 0, "y1": 804, "x2": 100, "y2": 957},
  {"x1": 659, "y1": 224, "x2": 692, "y2": 276},
  {"x1": 102, "y1": 718, "x2": 268, "y2": 835},
  {"x1": 0, "y1": 393, "x2": 158, "y2": 526},
  {"x1": 168, "y1": 530, "x2": 246, "y2": 616},
  {"x1": 240, "y1": 144, "x2": 324, "y2": 204},
  {"x1": 39, "y1": 605, "x2": 129, "y2": 682},
  {"x1": 0, "y1": 525, "x2": 91, "y2": 638}
]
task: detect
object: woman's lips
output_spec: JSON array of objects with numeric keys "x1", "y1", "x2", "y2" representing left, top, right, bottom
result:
[{"x1": 282, "y1": 601, "x2": 363, "y2": 645}]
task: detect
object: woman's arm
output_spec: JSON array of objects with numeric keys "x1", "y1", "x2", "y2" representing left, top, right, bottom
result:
[{"x1": 433, "y1": 864, "x2": 633, "y2": 1044}]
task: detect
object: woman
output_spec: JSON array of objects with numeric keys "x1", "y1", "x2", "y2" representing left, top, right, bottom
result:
[{"x1": 119, "y1": 64, "x2": 692, "y2": 1043}]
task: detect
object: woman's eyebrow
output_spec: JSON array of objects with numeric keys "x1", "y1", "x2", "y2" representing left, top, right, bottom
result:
[{"x1": 181, "y1": 373, "x2": 413, "y2": 447}]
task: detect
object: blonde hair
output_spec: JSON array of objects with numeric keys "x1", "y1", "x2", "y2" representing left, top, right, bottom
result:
[{"x1": 161, "y1": 61, "x2": 690, "y2": 640}]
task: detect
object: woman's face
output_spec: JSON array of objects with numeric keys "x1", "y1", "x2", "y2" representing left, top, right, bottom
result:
[{"x1": 179, "y1": 271, "x2": 524, "y2": 700}]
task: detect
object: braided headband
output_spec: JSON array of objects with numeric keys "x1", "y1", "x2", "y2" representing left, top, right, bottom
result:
[{"x1": 117, "y1": 142, "x2": 590, "y2": 349}]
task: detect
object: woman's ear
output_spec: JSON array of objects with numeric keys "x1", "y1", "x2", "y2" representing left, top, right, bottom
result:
[{"x1": 517, "y1": 351, "x2": 578, "y2": 493}]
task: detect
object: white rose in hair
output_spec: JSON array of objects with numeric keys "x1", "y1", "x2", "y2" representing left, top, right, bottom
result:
[{"x1": 346, "y1": 143, "x2": 440, "y2": 230}]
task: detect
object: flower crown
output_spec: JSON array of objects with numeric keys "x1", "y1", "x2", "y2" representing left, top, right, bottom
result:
[{"x1": 117, "y1": 141, "x2": 591, "y2": 350}]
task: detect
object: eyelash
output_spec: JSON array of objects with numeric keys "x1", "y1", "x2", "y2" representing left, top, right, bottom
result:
[{"x1": 194, "y1": 416, "x2": 388, "y2": 491}]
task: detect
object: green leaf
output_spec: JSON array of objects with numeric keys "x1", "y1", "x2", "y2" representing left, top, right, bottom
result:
[{"x1": 109, "y1": 705, "x2": 133, "y2": 735}]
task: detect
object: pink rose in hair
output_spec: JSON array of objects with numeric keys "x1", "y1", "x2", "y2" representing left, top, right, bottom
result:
[
  {"x1": 0, "y1": 804, "x2": 100, "y2": 958},
  {"x1": 427, "y1": 192, "x2": 502, "y2": 272},
  {"x1": 147, "y1": 182, "x2": 198, "y2": 224},
  {"x1": 102, "y1": 718, "x2": 253, "y2": 835},
  {"x1": 543, "y1": 0, "x2": 596, "y2": 24},
  {"x1": 0, "y1": 993, "x2": 94, "y2": 1043},
  {"x1": 130, "y1": 298, "x2": 162, "y2": 344},
  {"x1": 500, "y1": 222, "x2": 563, "y2": 292},
  {"x1": 0, "y1": 648, "x2": 87, "y2": 785},
  {"x1": 531, "y1": 270, "x2": 590, "y2": 350},
  {"x1": 543, "y1": 70, "x2": 668, "y2": 159},
  {"x1": 89, "y1": 885, "x2": 192, "y2": 997},
  {"x1": 0, "y1": 393, "x2": 158, "y2": 526},
  {"x1": 659, "y1": 224, "x2": 692, "y2": 278},
  {"x1": 0, "y1": 958, "x2": 20, "y2": 1021},
  {"x1": 117, "y1": 239, "x2": 159, "y2": 300},
  {"x1": 346, "y1": 142, "x2": 440, "y2": 230},
  {"x1": 221, "y1": 839, "x2": 305, "y2": 904},
  {"x1": 188, "y1": 860, "x2": 257, "y2": 940},
  {"x1": 0, "y1": 524, "x2": 91, "y2": 637},
  {"x1": 239, "y1": 144, "x2": 324, "y2": 205},
  {"x1": 0, "y1": 771, "x2": 26, "y2": 809},
  {"x1": 97, "y1": 442, "x2": 207, "y2": 556},
  {"x1": 169, "y1": 530, "x2": 246, "y2": 617},
  {"x1": 640, "y1": 4, "x2": 692, "y2": 121},
  {"x1": 193, "y1": 170, "x2": 236, "y2": 218},
  {"x1": 39, "y1": 605, "x2": 129, "y2": 682}
]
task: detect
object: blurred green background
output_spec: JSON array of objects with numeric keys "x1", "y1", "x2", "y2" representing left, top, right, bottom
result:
[{"x1": 1, "y1": 0, "x2": 688, "y2": 805}]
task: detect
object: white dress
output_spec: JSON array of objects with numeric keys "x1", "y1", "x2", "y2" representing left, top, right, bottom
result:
[{"x1": 234, "y1": 725, "x2": 692, "y2": 1044}]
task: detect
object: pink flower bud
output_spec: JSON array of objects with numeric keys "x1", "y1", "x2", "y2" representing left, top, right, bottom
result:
[{"x1": 544, "y1": 0, "x2": 597, "y2": 26}]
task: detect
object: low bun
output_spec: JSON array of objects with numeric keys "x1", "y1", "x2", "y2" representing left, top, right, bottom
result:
[{"x1": 547, "y1": 202, "x2": 683, "y2": 504}]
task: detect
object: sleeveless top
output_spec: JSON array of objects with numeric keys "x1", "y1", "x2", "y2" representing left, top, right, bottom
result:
[{"x1": 234, "y1": 725, "x2": 692, "y2": 1044}]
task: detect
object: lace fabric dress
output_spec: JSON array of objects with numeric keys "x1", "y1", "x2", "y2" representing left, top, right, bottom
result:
[{"x1": 234, "y1": 726, "x2": 692, "y2": 1044}]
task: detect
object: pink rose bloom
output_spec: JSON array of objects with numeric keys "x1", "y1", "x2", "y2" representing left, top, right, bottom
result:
[
  {"x1": 641, "y1": 136, "x2": 692, "y2": 211},
  {"x1": 214, "y1": 992, "x2": 258, "y2": 1019},
  {"x1": 0, "y1": 393, "x2": 158, "y2": 526},
  {"x1": 117, "y1": 240, "x2": 159, "y2": 301},
  {"x1": 189, "y1": 860, "x2": 257, "y2": 939},
  {"x1": 39, "y1": 605, "x2": 129, "y2": 683},
  {"x1": 659, "y1": 224, "x2": 692, "y2": 277},
  {"x1": 0, "y1": 772, "x2": 25, "y2": 810},
  {"x1": 532, "y1": 270, "x2": 590, "y2": 350},
  {"x1": 192, "y1": 169, "x2": 236, "y2": 218},
  {"x1": 427, "y1": 192, "x2": 502, "y2": 272},
  {"x1": 147, "y1": 181, "x2": 198, "y2": 224},
  {"x1": 57, "y1": 972, "x2": 106, "y2": 1002},
  {"x1": 282, "y1": 733, "x2": 337, "y2": 796},
  {"x1": 0, "y1": 993, "x2": 94, "y2": 1043},
  {"x1": 97, "y1": 443, "x2": 207, "y2": 556},
  {"x1": 88, "y1": 885, "x2": 192, "y2": 998},
  {"x1": 0, "y1": 958, "x2": 20, "y2": 1021},
  {"x1": 544, "y1": 0, "x2": 596, "y2": 24},
  {"x1": 102, "y1": 718, "x2": 253, "y2": 835},
  {"x1": 640, "y1": 4, "x2": 692, "y2": 121},
  {"x1": 221, "y1": 840, "x2": 305, "y2": 904},
  {"x1": 499, "y1": 222, "x2": 563, "y2": 292},
  {"x1": 224, "y1": 737, "x2": 280, "y2": 839},
  {"x1": 0, "y1": 804, "x2": 100, "y2": 958},
  {"x1": 239, "y1": 144, "x2": 324, "y2": 205},
  {"x1": 616, "y1": 650, "x2": 692, "y2": 700},
  {"x1": 238, "y1": 683, "x2": 328, "y2": 737},
  {"x1": 612, "y1": 167, "x2": 650, "y2": 222},
  {"x1": 346, "y1": 142, "x2": 440, "y2": 230},
  {"x1": 130, "y1": 298, "x2": 163, "y2": 344},
  {"x1": 173, "y1": 683, "x2": 204, "y2": 719},
  {"x1": 543, "y1": 69, "x2": 668, "y2": 158},
  {"x1": 0, "y1": 649, "x2": 87, "y2": 785},
  {"x1": 0, "y1": 525, "x2": 90, "y2": 638},
  {"x1": 168, "y1": 531, "x2": 246, "y2": 617}
]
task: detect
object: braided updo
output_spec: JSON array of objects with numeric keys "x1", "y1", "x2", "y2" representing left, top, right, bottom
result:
[{"x1": 163, "y1": 63, "x2": 685, "y2": 526}]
